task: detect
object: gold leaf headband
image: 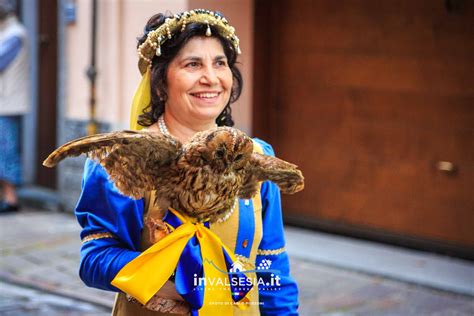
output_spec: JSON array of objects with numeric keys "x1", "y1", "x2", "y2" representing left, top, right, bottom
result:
[{"x1": 137, "y1": 9, "x2": 241, "y2": 75}]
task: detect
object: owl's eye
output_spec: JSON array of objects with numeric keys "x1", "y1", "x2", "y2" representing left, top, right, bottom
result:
[
  {"x1": 215, "y1": 148, "x2": 225, "y2": 159},
  {"x1": 234, "y1": 154, "x2": 243, "y2": 161}
]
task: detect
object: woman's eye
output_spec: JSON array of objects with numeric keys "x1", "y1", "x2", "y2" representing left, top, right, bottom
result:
[
  {"x1": 216, "y1": 60, "x2": 227, "y2": 67},
  {"x1": 186, "y1": 62, "x2": 199, "y2": 68}
]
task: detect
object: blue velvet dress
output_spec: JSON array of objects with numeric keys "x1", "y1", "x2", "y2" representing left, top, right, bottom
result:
[{"x1": 75, "y1": 138, "x2": 299, "y2": 315}]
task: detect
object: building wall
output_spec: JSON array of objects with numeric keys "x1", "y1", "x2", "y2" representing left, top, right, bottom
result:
[{"x1": 21, "y1": 0, "x2": 39, "y2": 185}]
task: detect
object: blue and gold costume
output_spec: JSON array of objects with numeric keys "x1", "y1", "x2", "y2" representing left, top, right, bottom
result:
[{"x1": 75, "y1": 138, "x2": 299, "y2": 315}]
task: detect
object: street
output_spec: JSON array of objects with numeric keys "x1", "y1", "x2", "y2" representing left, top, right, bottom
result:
[
  {"x1": 1, "y1": 209, "x2": 473, "y2": 315},
  {"x1": 0, "y1": 281, "x2": 109, "y2": 315}
]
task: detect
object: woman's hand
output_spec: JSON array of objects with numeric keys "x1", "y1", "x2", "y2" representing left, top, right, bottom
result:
[
  {"x1": 145, "y1": 294, "x2": 190, "y2": 314},
  {"x1": 137, "y1": 281, "x2": 190, "y2": 314}
]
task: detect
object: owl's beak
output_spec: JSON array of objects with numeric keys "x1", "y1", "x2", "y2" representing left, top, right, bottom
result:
[{"x1": 222, "y1": 160, "x2": 229, "y2": 171}]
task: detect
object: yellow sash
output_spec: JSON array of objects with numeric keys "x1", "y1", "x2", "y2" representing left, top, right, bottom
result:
[{"x1": 111, "y1": 208, "x2": 243, "y2": 315}]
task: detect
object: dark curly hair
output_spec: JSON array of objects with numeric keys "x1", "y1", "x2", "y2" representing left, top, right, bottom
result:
[{"x1": 136, "y1": 12, "x2": 243, "y2": 127}]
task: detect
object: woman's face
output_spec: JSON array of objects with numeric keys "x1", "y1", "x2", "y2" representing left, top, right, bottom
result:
[{"x1": 165, "y1": 36, "x2": 233, "y2": 124}]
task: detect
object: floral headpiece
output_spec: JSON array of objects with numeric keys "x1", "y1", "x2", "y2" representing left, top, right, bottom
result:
[
  {"x1": 129, "y1": 9, "x2": 241, "y2": 130},
  {"x1": 137, "y1": 9, "x2": 241, "y2": 75}
]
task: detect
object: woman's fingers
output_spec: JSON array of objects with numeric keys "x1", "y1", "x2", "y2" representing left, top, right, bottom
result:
[{"x1": 145, "y1": 295, "x2": 190, "y2": 314}]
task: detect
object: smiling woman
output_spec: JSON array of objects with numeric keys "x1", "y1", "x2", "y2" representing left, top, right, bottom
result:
[
  {"x1": 135, "y1": 12, "x2": 243, "y2": 142},
  {"x1": 73, "y1": 9, "x2": 299, "y2": 316}
]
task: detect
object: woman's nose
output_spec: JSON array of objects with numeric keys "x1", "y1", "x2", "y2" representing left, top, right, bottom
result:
[{"x1": 199, "y1": 65, "x2": 219, "y2": 86}]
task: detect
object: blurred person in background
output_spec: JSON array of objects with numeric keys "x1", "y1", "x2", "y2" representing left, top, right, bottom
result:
[{"x1": 0, "y1": 0, "x2": 29, "y2": 213}]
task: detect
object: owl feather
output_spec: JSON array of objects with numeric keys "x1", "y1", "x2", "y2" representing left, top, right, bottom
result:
[
  {"x1": 43, "y1": 127, "x2": 304, "y2": 223},
  {"x1": 44, "y1": 130, "x2": 182, "y2": 198}
]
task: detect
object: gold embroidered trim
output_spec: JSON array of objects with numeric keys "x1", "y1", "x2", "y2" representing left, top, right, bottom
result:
[
  {"x1": 257, "y1": 247, "x2": 286, "y2": 256},
  {"x1": 82, "y1": 232, "x2": 116, "y2": 244},
  {"x1": 235, "y1": 254, "x2": 255, "y2": 269}
]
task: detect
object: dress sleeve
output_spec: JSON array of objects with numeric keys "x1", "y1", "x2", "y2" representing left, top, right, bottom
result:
[
  {"x1": 75, "y1": 159, "x2": 143, "y2": 292},
  {"x1": 254, "y1": 139, "x2": 299, "y2": 315},
  {"x1": 0, "y1": 35, "x2": 22, "y2": 72}
]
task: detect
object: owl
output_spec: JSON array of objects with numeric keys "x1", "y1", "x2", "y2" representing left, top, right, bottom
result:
[{"x1": 43, "y1": 127, "x2": 304, "y2": 223}]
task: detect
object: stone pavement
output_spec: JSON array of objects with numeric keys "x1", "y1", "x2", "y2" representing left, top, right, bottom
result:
[
  {"x1": 1, "y1": 209, "x2": 473, "y2": 315},
  {"x1": 286, "y1": 227, "x2": 474, "y2": 296},
  {"x1": 0, "y1": 281, "x2": 109, "y2": 315}
]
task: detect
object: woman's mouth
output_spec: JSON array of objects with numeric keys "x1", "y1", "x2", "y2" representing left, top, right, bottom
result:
[{"x1": 190, "y1": 92, "x2": 221, "y2": 99}]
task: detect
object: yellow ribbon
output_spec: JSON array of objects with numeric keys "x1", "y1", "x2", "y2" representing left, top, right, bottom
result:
[
  {"x1": 129, "y1": 68, "x2": 151, "y2": 130},
  {"x1": 111, "y1": 208, "x2": 239, "y2": 315}
]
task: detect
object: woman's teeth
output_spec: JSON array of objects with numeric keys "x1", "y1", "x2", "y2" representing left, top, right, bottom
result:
[{"x1": 193, "y1": 92, "x2": 219, "y2": 98}]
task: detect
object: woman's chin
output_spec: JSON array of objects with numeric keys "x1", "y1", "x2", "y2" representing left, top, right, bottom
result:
[{"x1": 189, "y1": 107, "x2": 227, "y2": 123}]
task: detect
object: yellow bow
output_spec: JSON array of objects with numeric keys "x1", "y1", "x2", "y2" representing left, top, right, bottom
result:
[{"x1": 111, "y1": 208, "x2": 240, "y2": 315}]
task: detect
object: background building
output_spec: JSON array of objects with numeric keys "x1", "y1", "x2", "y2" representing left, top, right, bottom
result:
[{"x1": 19, "y1": 0, "x2": 473, "y2": 259}]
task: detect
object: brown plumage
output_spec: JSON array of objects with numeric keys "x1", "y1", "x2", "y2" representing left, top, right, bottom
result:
[{"x1": 43, "y1": 127, "x2": 304, "y2": 223}]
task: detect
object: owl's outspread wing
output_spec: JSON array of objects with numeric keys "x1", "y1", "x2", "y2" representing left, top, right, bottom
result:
[
  {"x1": 240, "y1": 152, "x2": 304, "y2": 198},
  {"x1": 43, "y1": 127, "x2": 304, "y2": 222},
  {"x1": 43, "y1": 130, "x2": 183, "y2": 199}
]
